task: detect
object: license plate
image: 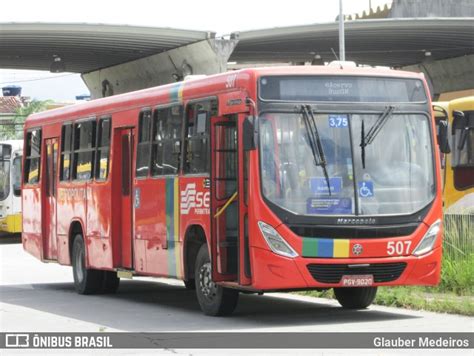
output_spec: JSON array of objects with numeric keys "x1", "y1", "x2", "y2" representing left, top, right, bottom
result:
[{"x1": 341, "y1": 275, "x2": 374, "y2": 287}]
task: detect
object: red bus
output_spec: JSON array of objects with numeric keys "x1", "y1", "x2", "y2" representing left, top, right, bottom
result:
[{"x1": 22, "y1": 65, "x2": 443, "y2": 316}]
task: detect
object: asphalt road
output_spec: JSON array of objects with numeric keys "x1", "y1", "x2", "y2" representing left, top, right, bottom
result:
[{"x1": 0, "y1": 237, "x2": 472, "y2": 355}]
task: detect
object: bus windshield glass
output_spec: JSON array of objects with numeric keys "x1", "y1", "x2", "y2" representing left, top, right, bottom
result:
[
  {"x1": 0, "y1": 160, "x2": 10, "y2": 201},
  {"x1": 259, "y1": 112, "x2": 435, "y2": 216}
]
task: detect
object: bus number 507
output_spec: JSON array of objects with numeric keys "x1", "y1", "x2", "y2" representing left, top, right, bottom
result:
[{"x1": 387, "y1": 241, "x2": 412, "y2": 256}]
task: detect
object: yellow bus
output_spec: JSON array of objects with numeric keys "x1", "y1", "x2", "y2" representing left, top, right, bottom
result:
[{"x1": 433, "y1": 96, "x2": 474, "y2": 215}]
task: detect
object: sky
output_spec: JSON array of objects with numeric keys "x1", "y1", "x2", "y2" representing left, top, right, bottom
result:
[{"x1": 0, "y1": 0, "x2": 391, "y2": 101}]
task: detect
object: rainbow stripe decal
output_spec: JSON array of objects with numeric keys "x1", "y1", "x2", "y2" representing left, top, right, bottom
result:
[
  {"x1": 302, "y1": 238, "x2": 350, "y2": 258},
  {"x1": 169, "y1": 83, "x2": 184, "y2": 103},
  {"x1": 166, "y1": 177, "x2": 182, "y2": 278}
]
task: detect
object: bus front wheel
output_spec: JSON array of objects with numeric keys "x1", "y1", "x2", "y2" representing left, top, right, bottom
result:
[
  {"x1": 334, "y1": 287, "x2": 377, "y2": 309},
  {"x1": 72, "y1": 233, "x2": 104, "y2": 295},
  {"x1": 194, "y1": 244, "x2": 239, "y2": 316}
]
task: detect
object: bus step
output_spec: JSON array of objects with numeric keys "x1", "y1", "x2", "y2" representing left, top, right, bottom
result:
[{"x1": 117, "y1": 270, "x2": 134, "y2": 279}]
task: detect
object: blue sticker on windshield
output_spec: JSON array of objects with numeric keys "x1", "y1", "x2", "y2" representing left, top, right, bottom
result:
[
  {"x1": 310, "y1": 177, "x2": 342, "y2": 195},
  {"x1": 307, "y1": 197, "x2": 352, "y2": 214},
  {"x1": 328, "y1": 115, "x2": 348, "y2": 128},
  {"x1": 358, "y1": 181, "x2": 374, "y2": 198}
]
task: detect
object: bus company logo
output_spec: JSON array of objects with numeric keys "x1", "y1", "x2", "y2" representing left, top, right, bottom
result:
[
  {"x1": 352, "y1": 244, "x2": 363, "y2": 255},
  {"x1": 180, "y1": 183, "x2": 210, "y2": 215},
  {"x1": 5, "y1": 334, "x2": 29, "y2": 348},
  {"x1": 336, "y1": 218, "x2": 376, "y2": 225}
]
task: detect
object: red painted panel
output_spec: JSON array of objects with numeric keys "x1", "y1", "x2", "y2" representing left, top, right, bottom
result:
[
  {"x1": 136, "y1": 178, "x2": 169, "y2": 275},
  {"x1": 56, "y1": 234, "x2": 70, "y2": 265},
  {"x1": 87, "y1": 236, "x2": 113, "y2": 269}
]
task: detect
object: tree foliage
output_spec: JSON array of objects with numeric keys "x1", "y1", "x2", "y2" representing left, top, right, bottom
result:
[{"x1": 0, "y1": 99, "x2": 53, "y2": 140}]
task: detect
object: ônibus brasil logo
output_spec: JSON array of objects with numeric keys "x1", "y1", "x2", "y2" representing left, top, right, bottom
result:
[{"x1": 180, "y1": 183, "x2": 210, "y2": 215}]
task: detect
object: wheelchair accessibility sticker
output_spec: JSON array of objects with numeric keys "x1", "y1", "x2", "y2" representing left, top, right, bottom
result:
[{"x1": 358, "y1": 181, "x2": 374, "y2": 198}]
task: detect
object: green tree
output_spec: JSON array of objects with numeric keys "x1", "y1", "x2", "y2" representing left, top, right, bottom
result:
[{"x1": 1, "y1": 99, "x2": 52, "y2": 140}]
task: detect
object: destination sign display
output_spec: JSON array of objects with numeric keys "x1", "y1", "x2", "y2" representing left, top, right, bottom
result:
[{"x1": 259, "y1": 76, "x2": 427, "y2": 103}]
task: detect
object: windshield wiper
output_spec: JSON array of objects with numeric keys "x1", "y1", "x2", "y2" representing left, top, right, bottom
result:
[
  {"x1": 300, "y1": 105, "x2": 331, "y2": 195},
  {"x1": 360, "y1": 105, "x2": 395, "y2": 169}
]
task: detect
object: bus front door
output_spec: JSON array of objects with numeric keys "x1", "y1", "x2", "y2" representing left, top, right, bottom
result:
[
  {"x1": 210, "y1": 116, "x2": 239, "y2": 282},
  {"x1": 44, "y1": 138, "x2": 58, "y2": 260}
]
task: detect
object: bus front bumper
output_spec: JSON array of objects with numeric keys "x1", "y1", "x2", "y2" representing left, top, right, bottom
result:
[
  {"x1": 0, "y1": 214, "x2": 22, "y2": 234},
  {"x1": 249, "y1": 246, "x2": 441, "y2": 291}
]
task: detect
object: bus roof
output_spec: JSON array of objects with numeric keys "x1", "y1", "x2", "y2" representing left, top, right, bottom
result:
[{"x1": 24, "y1": 65, "x2": 425, "y2": 129}]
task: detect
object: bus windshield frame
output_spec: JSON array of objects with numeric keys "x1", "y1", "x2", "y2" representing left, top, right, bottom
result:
[{"x1": 256, "y1": 75, "x2": 435, "y2": 223}]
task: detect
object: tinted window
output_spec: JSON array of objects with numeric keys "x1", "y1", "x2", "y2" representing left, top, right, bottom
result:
[
  {"x1": 72, "y1": 120, "x2": 96, "y2": 181},
  {"x1": 24, "y1": 129, "x2": 42, "y2": 184},
  {"x1": 184, "y1": 100, "x2": 216, "y2": 174},
  {"x1": 151, "y1": 106, "x2": 183, "y2": 176},
  {"x1": 95, "y1": 118, "x2": 111, "y2": 180},
  {"x1": 136, "y1": 110, "x2": 152, "y2": 178},
  {"x1": 60, "y1": 124, "x2": 73, "y2": 181}
]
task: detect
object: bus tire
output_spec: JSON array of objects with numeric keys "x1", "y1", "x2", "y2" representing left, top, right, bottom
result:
[
  {"x1": 184, "y1": 279, "x2": 196, "y2": 290},
  {"x1": 334, "y1": 287, "x2": 377, "y2": 309},
  {"x1": 102, "y1": 271, "x2": 120, "y2": 294},
  {"x1": 72, "y1": 233, "x2": 104, "y2": 295},
  {"x1": 195, "y1": 244, "x2": 239, "y2": 316}
]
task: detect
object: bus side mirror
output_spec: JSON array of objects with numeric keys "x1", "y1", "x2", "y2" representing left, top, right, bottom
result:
[
  {"x1": 437, "y1": 120, "x2": 450, "y2": 154},
  {"x1": 243, "y1": 117, "x2": 256, "y2": 151}
]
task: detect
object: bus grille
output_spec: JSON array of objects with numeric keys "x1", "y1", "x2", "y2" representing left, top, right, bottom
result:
[{"x1": 307, "y1": 262, "x2": 407, "y2": 284}]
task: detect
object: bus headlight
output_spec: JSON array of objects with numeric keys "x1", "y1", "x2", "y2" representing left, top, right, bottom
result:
[
  {"x1": 258, "y1": 221, "x2": 298, "y2": 258},
  {"x1": 412, "y1": 220, "x2": 441, "y2": 256}
]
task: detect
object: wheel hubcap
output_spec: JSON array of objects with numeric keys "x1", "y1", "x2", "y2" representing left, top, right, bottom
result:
[{"x1": 199, "y1": 262, "x2": 217, "y2": 301}]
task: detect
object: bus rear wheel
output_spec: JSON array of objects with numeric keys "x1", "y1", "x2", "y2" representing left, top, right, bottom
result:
[
  {"x1": 334, "y1": 287, "x2": 377, "y2": 309},
  {"x1": 195, "y1": 245, "x2": 239, "y2": 316},
  {"x1": 72, "y1": 233, "x2": 104, "y2": 295}
]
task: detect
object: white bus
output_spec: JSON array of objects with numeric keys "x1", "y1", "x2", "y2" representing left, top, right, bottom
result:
[{"x1": 0, "y1": 140, "x2": 23, "y2": 235}]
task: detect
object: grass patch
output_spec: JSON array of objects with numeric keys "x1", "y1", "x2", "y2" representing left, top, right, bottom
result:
[
  {"x1": 299, "y1": 287, "x2": 474, "y2": 316},
  {"x1": 374, "y1": 286, "x2": 474, "y2": 316},
  {"x1": 436, "y1": 255, "x2": 474, "y2": 295}
]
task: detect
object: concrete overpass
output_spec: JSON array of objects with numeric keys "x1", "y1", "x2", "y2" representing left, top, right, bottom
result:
[{"x1": 0, "y1": 18, "x2": 472, "y2": 99}]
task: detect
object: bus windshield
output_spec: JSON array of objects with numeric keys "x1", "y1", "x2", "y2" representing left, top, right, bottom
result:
[
  {"x1": 0, "y1": 160, "x2": 10, "y2": 201},
  {"x1": 259, "y1": 111, "x2": 435, "y2": 216}
]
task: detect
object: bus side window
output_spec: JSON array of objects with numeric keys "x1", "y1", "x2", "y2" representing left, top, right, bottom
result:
[
  {"x1": 95, "y1": 117, "x2": 111, "y2": 180},
  {"x1": 24, "y1": 129, "x2": 42, "y2": 185},
  {"x1": 451, "y1": 110, "x2": 474, "y2": 190},
  {"x1": 72, "y1": 120, "x2": 96, "y2": 181},
  {"x1": 151, "y1": 105, "x2": 183, "y2": 176},
  {"x1": 136, "y1": 110, "x2": 152, "y2": 178},
  {"x1": 60, "y1": 123, "x2": 73, "y2": 181},
  {"x1": 184, "y1": 100, "x2": 217, "y2": 174}
]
